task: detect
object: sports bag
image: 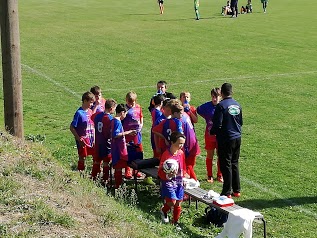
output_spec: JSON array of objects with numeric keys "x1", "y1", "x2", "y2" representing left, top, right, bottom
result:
[{"x1": 205, "y1": 206, "x2": 228, "y2": 227}]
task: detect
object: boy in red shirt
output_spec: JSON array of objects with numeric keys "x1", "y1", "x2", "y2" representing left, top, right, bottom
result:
[
  {"x1": 90, "y1": 85, "x2": 107, "y2": 115},
  {"x1": 111, "y1": 104, "x2": 137, "y2": 188},
  {"x1": 91, "y1": 99, "x2": 117, "y2": 183},
  {"x1": 70, "y1": 92, "x2": 95, "y2": 172},
  {"x1": 158, "y1": 132, "x2": 189, "y2": 227}
]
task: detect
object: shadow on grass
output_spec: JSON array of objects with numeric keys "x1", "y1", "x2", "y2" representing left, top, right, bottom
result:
[
  {"x1": 132, "y1": 183, "x2": 208, "y2": 238},
  {"x1": 237, "y1": 195, "x2": 317, "y2": 210}
]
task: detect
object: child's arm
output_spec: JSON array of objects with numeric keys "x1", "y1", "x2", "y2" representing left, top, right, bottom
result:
[
  {"x1": 114, "y1": 130, "x2": 137, "y2": 139},
  {"x1": 69, "y1": 124, "x2": 85, "y2": 147},
  {"x1": 189, "y1": 107, "x2": 198, "y2": 123}
]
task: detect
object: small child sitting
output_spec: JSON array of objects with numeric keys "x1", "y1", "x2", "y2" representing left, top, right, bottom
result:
[
  {"x1": 241, "y1": 0, "x2": 252, "y2": 14},
  {"x1": 221, "y1": 1, "x2": 232, "y2": 16}
]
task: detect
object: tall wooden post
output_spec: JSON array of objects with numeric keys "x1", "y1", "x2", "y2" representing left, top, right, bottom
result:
[{"x1": 0, "y1": 0, "x2": 24, "y2": 138}]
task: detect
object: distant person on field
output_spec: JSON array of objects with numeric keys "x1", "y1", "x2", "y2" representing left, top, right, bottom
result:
[
  {"x1": 70, "y1": 92, "x2": 95, "y2": 172},
  {"x1": 91, "y1": 99, "x2": 117, "y2": 184},
  {"x1": 158, "y1": 132, "x2": 189, "y2": 227},
  {"x1": 230, "y1": 0, "x2": 239, "y2": 17},
  {"x1": 240, "y1": 0, "x2": 252, "y2": 14},
  {"x1": 90, "y1": 85, "x2": 106, "y2": 115},
  {"x1": 194, "y1": 0, "x2": 200, "y2": 20},
  {"x1": 210, "y1": 83, "x2": 243, "y2": 198},
  {"x1": 111, "y1": 104, "x2": 137, "y2": 188},
  {"x1": 197, "y1": 88, "x2": 223, "y2": 183},
  {"x1": 261, "y1": 0, "x2": 268, "y2": 13},
  {"x1": 222, "y1": 1, "x2": 232, "y2": 15},
  {"x1": 148, "y1": 80, "x2": 176, "y2": 112},
  {"x1": 158, "y1": 0, "x2": 164, "y2": 14}
]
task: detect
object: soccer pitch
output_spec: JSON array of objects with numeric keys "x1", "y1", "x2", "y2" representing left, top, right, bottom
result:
[{"x1": 1, "y1": 0, "x2": 317, "y2": 237}]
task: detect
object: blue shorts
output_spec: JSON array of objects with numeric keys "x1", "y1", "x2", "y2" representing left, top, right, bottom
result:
[{"x1": 161, "y1": 179, "x2": 184, "y2": 200}]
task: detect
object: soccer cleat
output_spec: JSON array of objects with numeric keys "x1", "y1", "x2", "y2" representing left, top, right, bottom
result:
[
  {"x1": 207, "y1": 176, "x2": 214, "y2": 183},
  {"x1": 217, "y1": 176, "x2": 224, "y2": 183},
  {"x1": 233, "y1": 192, "x2": 241, "y2": 197},
  {"x1": 124, "y1": 168, "x2": 133, "y2": 179},
  {"x1": 160, "y1": 208, "x2": 169, "y2": 223},
  {"x1": 172, "y1": 221, "x2": 182, "y2": 230}
]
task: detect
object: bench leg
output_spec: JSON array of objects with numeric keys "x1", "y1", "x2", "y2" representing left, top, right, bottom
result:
[
  {"x1": 262, "y1": 218, "x2": 267, "y2": 238},
  {"x1": 195, "y1": 200, "x2": 198, "y2": 210}
]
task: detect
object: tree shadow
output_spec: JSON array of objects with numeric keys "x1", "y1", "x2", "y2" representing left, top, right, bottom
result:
[{"x1": 237, "y1": 196, "x2": 317, "y2": 211}]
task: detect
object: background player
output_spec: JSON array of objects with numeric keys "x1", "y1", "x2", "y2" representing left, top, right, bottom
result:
[{"x1": 197, "y1": 88, "x2": 223, "y2": 183}]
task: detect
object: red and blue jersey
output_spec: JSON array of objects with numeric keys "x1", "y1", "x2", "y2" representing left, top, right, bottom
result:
[
  {"x1": 91, "y1": 98, "x2": 106, "y2": 114},
  {"x1": 122, "y1": 104, "x2": 143, "y2": 145},
  {"x1": 111, "y1": 118, "x2": 128, "y2": 166},
  {"x1": 71, "y1": 107, "x2": 94, "y2": 147},
  {"x1": 150, "y1": 108, "x2": 164, "y2": 150},
  {"x1": 197, "y1": 101, "x2": 217, "y2": 142},
  {"x1": 152, "y1": 118, "x2": 183, "y2": 152},
  {"x1": 92, "y1": 112, "x2": 112, "y2": 158},
  {"x1": 180, "y1": 113, "x2": 200, "y2": 157}
]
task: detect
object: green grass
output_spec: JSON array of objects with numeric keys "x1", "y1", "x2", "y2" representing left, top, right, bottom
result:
[{"x1": 1, "y1": 0, "x2": 317, "y2": 237}]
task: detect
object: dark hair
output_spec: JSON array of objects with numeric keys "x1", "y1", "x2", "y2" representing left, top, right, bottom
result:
[
  {"x1": 211, "y1": 87, "x2": 220, "y2": 97},
  {"x1": 105, "y1": 98, "x2": 117, "y2": 109},
  {"x1": 221, "y1": 83, "x2": 233, "y2": 97},
  {"x1": 157, "y1": 80, "x2": 167, "y2": 86},
  {"x1": 153, "y1": 94, "x2": 165, "y2": 105},
  {"x1": 90, "y1": 85, "x2": 101, "y2": 95},
  {"x1": 115, "y1": 103, "x2": 127, "y2": 114},
  {"x1": 82, "y1": 91, "x2": 95, "y2": 102},
  {"x1": 170, "y1": 131, "x2": 186, "y2": 143}
]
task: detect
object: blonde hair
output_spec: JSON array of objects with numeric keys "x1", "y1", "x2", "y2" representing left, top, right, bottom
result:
[{"x1": 126, "y1": 91, "x2": 137, "y2": 103}]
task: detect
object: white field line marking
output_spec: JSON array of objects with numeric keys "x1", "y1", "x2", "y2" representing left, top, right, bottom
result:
[
  {"x1": 22, "y1": 64, "x2": 81, "y2": 99},
  {"x1": 23, "y1": 64, "x2": 317, "y2": 218},
  {"x1": 101, "y1": 70, "x2": 317, "y2": 92},
  {"x1": 197, "y1": 155, "x2": 317, "y2": 219},
  {"x1": 242, "y1": 177, "x2": 317, "y2": 219}
]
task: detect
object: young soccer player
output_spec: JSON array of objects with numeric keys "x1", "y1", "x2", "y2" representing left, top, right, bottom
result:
[
  {"x1": 70, "y1": 92, "x2": 95, "y2": 172},
  {"x1": 179, "y1": 92, "x2": 198, "y2": 126},
  {"x1": 111, "y1": 104, "x2": 137, "y2": 188},
  {"x1": 122, "y1": 91, "x2": 144, "y2": 179},
  {"x1": 90, "y1": 85, "x2": 106, "y2": 114},
  {"x1": 158, "y1": 0, "x2": 164, "y2": 14},
  {"x1": 152, "y1": 99, "x2": 184, "y2": 156},
  {"x1": 91, "y1": 99, "x2": 117, "y2": 183},
  {"x1": 180, "y1": 112, "x2": 200, "y2": 181},
  {"x1": 150, "y1": 94, "x2": 165, "y2": 158},
  {"x1": 197, "y1": 88, "x2": 223, "y2": 183},
  {"x1": 158, "y1": 131, "x2": 189, "y2": 227},
  {"x1": 261, "y1": 0, "x2": 268, "y2": 13},
  {"x1": 148, "y1": 80, "x2": 176, "y2": 112}
]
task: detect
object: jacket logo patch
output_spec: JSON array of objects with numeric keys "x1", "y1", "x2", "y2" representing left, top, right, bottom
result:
[{"x1": 228, "y1": 105, "x2": 240, "y2": 116}]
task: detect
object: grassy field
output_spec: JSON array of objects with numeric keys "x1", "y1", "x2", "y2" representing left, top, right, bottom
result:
[{"x1": 1, "y1": 0, "x2": 317, "y2": 237}]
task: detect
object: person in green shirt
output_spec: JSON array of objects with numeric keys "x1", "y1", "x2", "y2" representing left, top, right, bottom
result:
[{"x1": 194, "y1": 0, "x2": 200, "y2": 20}]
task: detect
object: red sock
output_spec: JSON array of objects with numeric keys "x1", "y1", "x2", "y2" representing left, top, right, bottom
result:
[
  {"x1": 91, "y1": 162, "x2": 101, "y2": 180},
  {"x1": 217, "y1": 158, "x2": 222, "y2": 177},
  {"x1": 162, "y1": 203, "x2": 171, "y2": 214},
  {"x1": 206, "y1": 158, "x2": 213, "y2": 177},
  {"x1": 187, "y1": 165, "x2": 197, "y2": 180},
  {"x1": 78, "y1": 160, "x2": 85, "y2": 171},
  {"x1": 114, "y1": 169, "x2": 123, "y2": 188},
  {"x1": 103, "y1": 165, "x2": 110, "y2": 181},
  {"x1": 173, "y1": 205, "x2": 181, "y2": 223}
]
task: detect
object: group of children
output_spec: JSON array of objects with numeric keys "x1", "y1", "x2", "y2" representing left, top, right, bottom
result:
[
  {"x1": 222, "y1": 0, "x2": 269, "y2": 17},
  {"x1": 70, "y1": 81, "x2": 223, "y2": 226}
]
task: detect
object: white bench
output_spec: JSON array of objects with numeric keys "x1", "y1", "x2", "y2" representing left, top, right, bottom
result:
[{"x1": 131, "y1": 164, "x2": 267, "y2": 238}]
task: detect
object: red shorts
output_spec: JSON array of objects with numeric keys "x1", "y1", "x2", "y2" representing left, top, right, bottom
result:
[
  {"x1": 205, "y1": 134, "x2": 218, "y2": 150},
  {"x1": 77, "y1": 145, "x2": 95, "y2": 158},
  {"x1": 94, "y1": 154, "x2": 111, "y2": 163},
  {"x1": 113, "y1": 159, "x2": 128, "y2": 169},
  {"x1": 186, "y1": 155, "x2": 196, "y2": 166}
]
